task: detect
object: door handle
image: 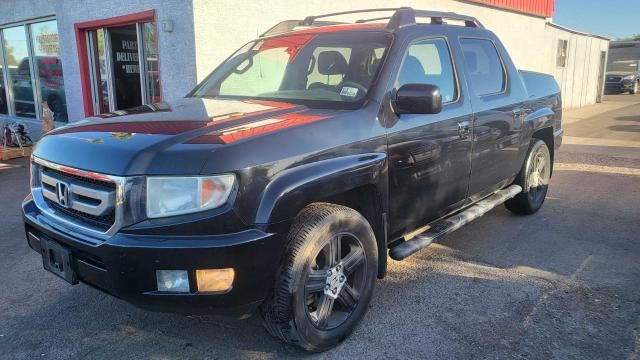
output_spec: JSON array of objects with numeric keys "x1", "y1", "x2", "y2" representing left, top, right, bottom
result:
[{"x1": 458, "y1": 120, "x2": 470, "y2": 139}]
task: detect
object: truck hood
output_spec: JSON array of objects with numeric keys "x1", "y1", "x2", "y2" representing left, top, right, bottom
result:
[{"x1": 34, "y1": 97, "x2": 333, "y2": 175}]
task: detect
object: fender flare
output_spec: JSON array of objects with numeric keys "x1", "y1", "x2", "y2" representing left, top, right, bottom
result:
[
  {"x1": 525, "y1": 107, "x2": 555, "y2": 133},
  {"x1": 254, "y1": 153, "x2": 387, "y2": 225}
]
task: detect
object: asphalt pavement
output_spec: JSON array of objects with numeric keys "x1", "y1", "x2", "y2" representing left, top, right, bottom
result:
[{"x1": 0, "y1": 94, "x2": 639, "y2": 359}]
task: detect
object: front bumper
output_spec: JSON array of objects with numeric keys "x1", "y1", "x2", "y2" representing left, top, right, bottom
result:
[
  {"x1": 605, "y1": 81, "x2": 634, "y2": 93},
  {"x1": 22, "y1": 198, "x2": 286, "y2": 319}
]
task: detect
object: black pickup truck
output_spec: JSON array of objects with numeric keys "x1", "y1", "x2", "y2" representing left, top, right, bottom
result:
[{"x1": 22, "y1": 8, "x2": 562, "y2": 351}]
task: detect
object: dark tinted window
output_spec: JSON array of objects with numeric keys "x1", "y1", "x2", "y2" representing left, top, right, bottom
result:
[
  {"x1": 460, "y1": 38, "x2": 506, "y2": 96},
  {"x1": 397, "y1": 38, "x2": 457, "y2": 103}
]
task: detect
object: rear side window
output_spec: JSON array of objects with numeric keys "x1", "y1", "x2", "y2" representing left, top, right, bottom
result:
[
  {"x1": 397, "y1": 38, "x2": 458, "y2": 103},
  {"x1": 460, "y1": 38, "x2": 506, "y2": 96}
]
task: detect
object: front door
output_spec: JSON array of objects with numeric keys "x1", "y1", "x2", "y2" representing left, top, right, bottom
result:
[{"x1": 386, "y1": 37, "x2": 473, "y2": 235}]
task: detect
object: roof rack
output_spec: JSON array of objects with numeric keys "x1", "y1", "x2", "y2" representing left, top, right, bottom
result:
[{"x1": 261, "y1": 7, "x2": 484, "y2": 37}]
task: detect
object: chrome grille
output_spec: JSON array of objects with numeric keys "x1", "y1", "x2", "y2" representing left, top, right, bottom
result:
[
  {"x1": 39, "y1": 165, "x2": 117, "y2": 231},
  {"x1": 30, "y1": 157, "x2": 132, "y2": 241}
]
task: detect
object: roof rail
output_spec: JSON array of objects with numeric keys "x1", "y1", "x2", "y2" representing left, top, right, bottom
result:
[{"x1": 261, "y1": 7, "x2": 484, "y2": 37}]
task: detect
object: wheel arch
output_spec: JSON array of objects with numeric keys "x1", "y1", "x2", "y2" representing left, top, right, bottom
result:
[{"x1": 255, "y1": 153, "x2": 389, "y2": 278}]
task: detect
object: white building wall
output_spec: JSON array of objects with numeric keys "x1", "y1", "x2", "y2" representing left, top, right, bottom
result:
[{"x1": 546, "y1": 23, "x2": 609, "y2": 109}]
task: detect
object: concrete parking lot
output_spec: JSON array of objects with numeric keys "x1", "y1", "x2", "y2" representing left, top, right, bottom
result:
[{"x1": 1, "y1": 94, "x2": 639, "y2": 359}]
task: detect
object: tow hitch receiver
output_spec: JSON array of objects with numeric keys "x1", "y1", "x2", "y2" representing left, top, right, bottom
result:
[{"x1": 389, "y1": 185, "x2": 523, "y2": 261}]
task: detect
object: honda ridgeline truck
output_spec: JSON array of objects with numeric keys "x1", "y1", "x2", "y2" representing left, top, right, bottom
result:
[{"x1": 22, "y1": 8, "x2": 562, "y2": 351}]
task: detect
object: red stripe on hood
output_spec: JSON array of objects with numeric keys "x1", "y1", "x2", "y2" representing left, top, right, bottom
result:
[
  {"x1": 186, "y1": 113, "x2": 327, "y2": 145},
  {"x1": 48, "y1": 101, "x2": 302, "y2": 136}
]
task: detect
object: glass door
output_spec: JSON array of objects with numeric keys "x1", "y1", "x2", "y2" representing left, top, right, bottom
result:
[{"x1": 86, "y1": 22, "x2": 159, "y2": 115}]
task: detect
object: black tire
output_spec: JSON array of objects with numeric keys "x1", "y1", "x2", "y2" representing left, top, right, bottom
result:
[
  {"x1": 505, "y1": 139, "x2": 552, "y2": 215},
  {"x1": 260, "y1": 203, "x2": 378, "y2": 352}
]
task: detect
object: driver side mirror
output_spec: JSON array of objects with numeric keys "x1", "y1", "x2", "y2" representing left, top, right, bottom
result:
[{"x1": 392, "y1": 83, "x2": 442, "y2": 115}]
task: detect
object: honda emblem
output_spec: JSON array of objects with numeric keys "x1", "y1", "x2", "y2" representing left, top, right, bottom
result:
[{"x1": 56, "y1": 181, "x2": 70, "y2": 208}]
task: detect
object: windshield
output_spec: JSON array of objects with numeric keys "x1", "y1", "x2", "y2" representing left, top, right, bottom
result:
[
  {"x1": 191, "y1": 32, "x2": 392, "y2": 109},
  {"x1": 607, "y1": 60, "x2": 639, "y2": 73}
]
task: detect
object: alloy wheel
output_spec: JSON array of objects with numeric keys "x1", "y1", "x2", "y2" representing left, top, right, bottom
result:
[
  {"x1": 304, "y1": 232, "x2": 367, "y2": 330},
  {"x1": 528, "y1": 147, "x2": 550, "y2": 205}
]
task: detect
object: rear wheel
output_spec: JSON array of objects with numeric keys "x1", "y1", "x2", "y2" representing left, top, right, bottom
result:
[
  {"x1": 261, "y1": 203, "x2": 377, "y2": 352},
  {"x1": 505, "y1": 139, "x2": 551, "y2": 214}
]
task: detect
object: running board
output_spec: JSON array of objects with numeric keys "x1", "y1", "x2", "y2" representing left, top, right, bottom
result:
[{"x1": 389, "y1": 185, "x2": 523, "y2": 261}]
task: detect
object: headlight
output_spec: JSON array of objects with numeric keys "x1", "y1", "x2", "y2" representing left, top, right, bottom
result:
[
  {"x1": 623, "y1": 75, "x2": 635, "y2": 81},
  {"x1": 146, "y1": 175, "x2": 235, "y2": 218}
]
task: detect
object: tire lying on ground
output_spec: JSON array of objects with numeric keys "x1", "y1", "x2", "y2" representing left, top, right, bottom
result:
[{"x1": 261, "y1": 203, "x2": 378, "y2": 352}]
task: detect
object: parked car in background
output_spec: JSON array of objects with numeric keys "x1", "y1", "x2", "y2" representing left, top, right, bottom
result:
[
  {"x1": 22, "y1": 8, "x2": 562, "y2": 352},
  {"x1": 5, "y1": 56, "x2": 68, "y2": 121},
  {"x1": 605, "y1": 60, "x2": 640, "y2": 94},
  {"x1": 606, "y1": 41, "x2": 640, "y2": 95}
]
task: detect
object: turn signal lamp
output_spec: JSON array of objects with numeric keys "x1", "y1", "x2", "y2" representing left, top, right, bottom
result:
[{"x1": 196, "y1": 268, "x2": 235, "y2": 292}]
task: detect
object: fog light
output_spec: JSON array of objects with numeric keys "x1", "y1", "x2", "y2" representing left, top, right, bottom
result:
[
  {"x1": 156, "y1": 270, "x2": 190, "y2": 293},
  {"x1": 196, "y1": 269, "x2": 235, "y2": 292}
]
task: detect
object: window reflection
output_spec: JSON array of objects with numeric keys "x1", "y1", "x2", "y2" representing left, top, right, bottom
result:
[
  {"x1": 0, "y1": 36, "x2": 7, "y2": 114},
  {"x1": 3, "y1": 26, "x2": 36, "y2": 119},
  {"x1": 31, "y1": 20, "x2": 68, "y2": 122},
  {"x1": 143, "y1": 22, "x2": 160, "y2": 104}
]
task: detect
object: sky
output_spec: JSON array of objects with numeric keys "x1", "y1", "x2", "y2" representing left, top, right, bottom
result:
[{"x1": 553, "y1": 0, "x2": 640, "y2": 40}]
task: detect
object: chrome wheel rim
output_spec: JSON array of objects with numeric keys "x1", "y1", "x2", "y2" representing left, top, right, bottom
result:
[
  {"x1": 304, "y1": 232, "x2": 367, "y2": 330},
  {"x1": 528, "y1": 148, "x2": 550, "y2": 205}
]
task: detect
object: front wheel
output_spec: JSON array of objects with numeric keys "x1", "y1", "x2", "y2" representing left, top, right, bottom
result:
[
  {"x1": 505, "y1": 139, "x2": 552, "y2": 214},
  {"x1": 261, "y1": 203, "x2": 378, "y2": 352}
]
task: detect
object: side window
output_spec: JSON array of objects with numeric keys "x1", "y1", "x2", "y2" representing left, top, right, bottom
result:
[
  {"x1": 397, "y1": 38, "x2": 457, "y2": 103},
  {"x1": 459, "y1": 38, "x2": 506, "y2": 96}
]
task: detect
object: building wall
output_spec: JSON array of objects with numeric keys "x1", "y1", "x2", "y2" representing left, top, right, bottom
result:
[{"x1": 545, "y1": 24, "x2": 609, "y2": 108}]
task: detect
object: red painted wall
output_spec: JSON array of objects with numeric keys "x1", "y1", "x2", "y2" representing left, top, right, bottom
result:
[{"x1": 466, "y1": 0, "x2": 555, "y2": 17}]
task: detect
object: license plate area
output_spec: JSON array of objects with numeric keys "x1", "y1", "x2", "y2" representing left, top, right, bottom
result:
[{"x1": 41, "y1": 238, "x2": 78, "y2": 285}]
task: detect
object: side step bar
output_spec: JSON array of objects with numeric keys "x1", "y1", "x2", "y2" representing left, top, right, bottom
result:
[{"x1": 389, "y1": 185, "x2": 523, "y2": 261}]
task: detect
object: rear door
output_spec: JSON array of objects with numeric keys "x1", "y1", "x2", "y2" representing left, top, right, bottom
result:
[
  {"x1": 458, "y1": 37, "x2": 528, "y2": 199},
  {"x1": 386, "y1": 36, "x2": 473, "y2": 235}
]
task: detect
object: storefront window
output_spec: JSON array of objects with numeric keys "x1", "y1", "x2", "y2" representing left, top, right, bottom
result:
[
  {"x1": 0, "y1": 39, "x2": 7, "y2": 114},
  {"x1": 30, "y1": 20, "x2": 68, "y2": 122},
  {"x1": 95, "y1": 28, "x2": 110, "y2": 113},
  {"x1": 3, "y1": 26, "x2": 36, "y2": 118},
  {"x1": 142, "y1": 22, "x2": 160, "y2": 104},
  {"x1": 0, "y1": 19, "x2": 67, "y2": 122}
]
